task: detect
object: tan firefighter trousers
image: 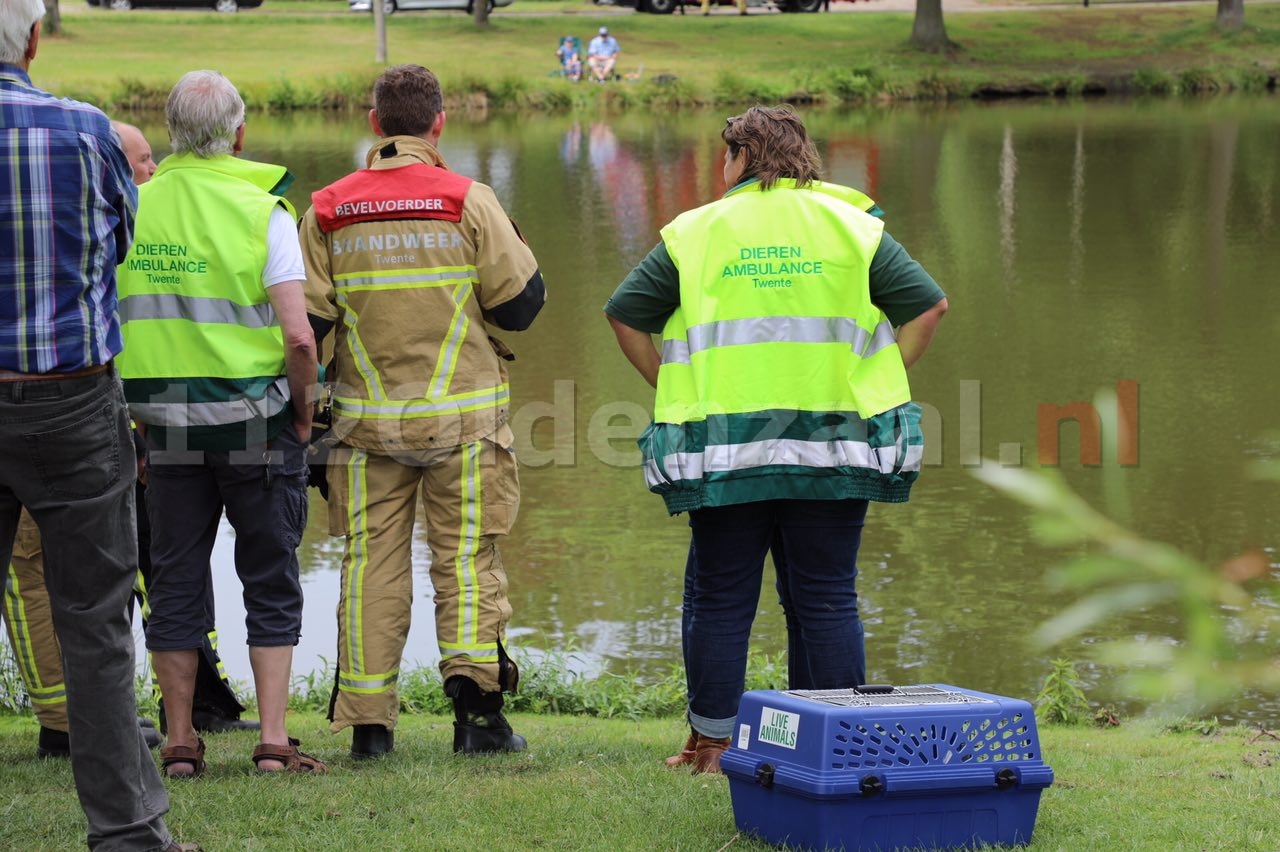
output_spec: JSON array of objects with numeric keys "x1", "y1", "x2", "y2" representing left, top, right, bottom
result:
[
  {"x1": 3, "y1": 510, "x2": 68, "y2": 731},
  {"x1": 326, "y1": 425, "x2": 520, "y2": 731}
]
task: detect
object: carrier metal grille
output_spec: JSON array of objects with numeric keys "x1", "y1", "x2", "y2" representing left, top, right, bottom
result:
[
  {"x1": 783, "y1": 687, "x2": 1041, "y2": 771},
  {"x1": 786, "y1": 686, "x2": 992, "y2": 708}
]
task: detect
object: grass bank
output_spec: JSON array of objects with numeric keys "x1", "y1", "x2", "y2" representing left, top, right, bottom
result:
[
  {"x1": 0, "y1": 711, "x2": 1276, "y2": 849},
  {"x1": 4, "y1": 647, "x2": 1277, "y2": 847},
  {"x1": 41, "y1": 0, "x2": 1280, "y2": 112}
]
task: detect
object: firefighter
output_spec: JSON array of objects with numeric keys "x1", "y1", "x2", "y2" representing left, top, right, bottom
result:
[{"x1": 299, "y1": 64, "x2": 546, "y2": 758}]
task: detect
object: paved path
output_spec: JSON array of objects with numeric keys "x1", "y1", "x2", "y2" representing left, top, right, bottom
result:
[{"x1": 610, "y1": 0, "x2": 1244, "y2": 15}]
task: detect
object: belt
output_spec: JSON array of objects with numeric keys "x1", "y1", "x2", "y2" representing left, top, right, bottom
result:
[{"x1": 0, "y1": 362, "x2": 111, "y2": 383}]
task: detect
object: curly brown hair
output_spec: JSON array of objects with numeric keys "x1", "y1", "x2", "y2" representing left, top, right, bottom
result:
[{"x1": 721, "y1": 105, "x2": 823, "y2": 191}]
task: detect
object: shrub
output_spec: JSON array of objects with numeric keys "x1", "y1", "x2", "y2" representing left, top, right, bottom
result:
[
  {"x1": 828, "y1": 67, "x2": 880, "y2": 103},
  {"x1": 1131, "y1": 68, "x2": 1174, "y2": 95},
  {"x1": 1036, "y1": 658, "x2": 1092, "y2": 725},
  {"x1": 1177, "y1": 68, "x2": 1221, "y2": 94},
  {"x1": 713, "y1": 71, "x2": 789, "y2": 106}
]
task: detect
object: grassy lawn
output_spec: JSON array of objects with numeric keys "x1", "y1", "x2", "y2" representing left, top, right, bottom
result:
[
  {"x1": 40, "y1": 0, "x2": 1280, "y2": 109},
  {"x1": 1, "y1": 711, "x2": 1277, "y2": 849}
]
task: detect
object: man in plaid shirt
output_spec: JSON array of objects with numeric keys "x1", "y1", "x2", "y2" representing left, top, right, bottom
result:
[{"x1": 0, "y1": 0, "x2": 196, "y2": 848}]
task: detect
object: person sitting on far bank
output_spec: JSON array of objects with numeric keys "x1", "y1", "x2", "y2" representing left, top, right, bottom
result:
[
  {"x1": 556, "y1": 35, "x2": 582, "y2": 82},
  {"x1": 587, "y1": 26, "x2": 620, "y2": 83}
]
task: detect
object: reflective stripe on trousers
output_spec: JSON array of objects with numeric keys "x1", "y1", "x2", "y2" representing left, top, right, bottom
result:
[
  {"x1": 2, "y1": 511, "x2": 68, "y2": 729},
  {"x1": 328, "y1": 432, "x2": 519, "y2": 729}
]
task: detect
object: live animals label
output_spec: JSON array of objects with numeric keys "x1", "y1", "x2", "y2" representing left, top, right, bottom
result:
[{"x1": 758, "y1": 706, "x2": 800, "y2": 749}]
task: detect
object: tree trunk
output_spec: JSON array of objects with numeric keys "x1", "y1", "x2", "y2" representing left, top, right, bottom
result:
[
  {"x1": 909, "y1": 0, "x2": 954, "y2": 53},
  {"x1": 1215, "y1": 0, "x2": 1244, "y2": 32},
  {"x1": 43, "y1": 0, "x2": 61, "y2": 36},
  {"x1": 473, "y1": 0, "x2": 490, "y2": 26},
  {"x1": 373, "y1": 1, "x2": 387, "y2": 63}
]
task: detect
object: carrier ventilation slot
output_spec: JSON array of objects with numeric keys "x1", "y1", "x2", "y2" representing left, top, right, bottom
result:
[{"x1": 826, "y1": 712, "x2": 1040, "y2": 771}]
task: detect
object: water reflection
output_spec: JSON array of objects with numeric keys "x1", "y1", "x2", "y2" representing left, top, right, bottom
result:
[
  {"x1": 998, "y1": 124, "x2": 1018, "y2": 286},
  {"x1": 1068, "y1": 125, "x2": 1086, "y2": 289},
  {"x1": 123, "y1": 98, "x2": 1280, "y2": 722}
]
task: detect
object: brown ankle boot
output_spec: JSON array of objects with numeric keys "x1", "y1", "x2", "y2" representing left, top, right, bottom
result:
[
  {"x1": 691, "y1": 734, "x2": 730, "y2": 775},
  {"x1": 665, "y1": 730, "x2": 698, "y2": 768}
]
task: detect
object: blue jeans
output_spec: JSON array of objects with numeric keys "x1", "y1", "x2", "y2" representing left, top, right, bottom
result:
[
  {"x1": 0, "y1": 369, "x2": 173, "y2": 850},
  {"x1": 684, "y1": 498, "x2": 869, "y2": 739},
  {"x1": 680, "y1": 529, "x2": 854, "y2": 694}
]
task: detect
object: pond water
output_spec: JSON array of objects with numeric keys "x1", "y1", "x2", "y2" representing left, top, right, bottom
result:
[{"x1": 125, "y1": 97, "x2": 1280, "y2": 722}]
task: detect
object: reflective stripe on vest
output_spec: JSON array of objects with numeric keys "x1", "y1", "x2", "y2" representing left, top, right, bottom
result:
[
  {"x1": 121, "y1": 292, "x2": 276, "y2": 329},
  {"x1": 127, "y1": 376, "x2": 290, "y2": 428},
  {"x1": 642, "y1": 435, "x2": 925, "y2": 489},
  {"x1": 638, "y1": 403, "x2": 924, "y2": 511},
  {"x1": 660, "y1": 315, "x2": 899, "y2": 366}
]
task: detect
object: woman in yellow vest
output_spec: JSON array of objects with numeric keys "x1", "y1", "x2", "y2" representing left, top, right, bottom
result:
[{"x1": 605, "y1": 106, "x2": 949, "y2": 774}]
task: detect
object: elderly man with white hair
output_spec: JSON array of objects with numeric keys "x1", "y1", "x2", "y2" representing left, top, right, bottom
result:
[
  {"x1": 116, "y1": 69, "x2": 324, "y2": 778},
  {"x1": 0, "y1": 0, "x2": 197, "y2": 849}
]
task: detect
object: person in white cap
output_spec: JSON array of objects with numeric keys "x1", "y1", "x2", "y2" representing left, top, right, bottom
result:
[{"x1": 587, "y1": 26, "x2": 621, "y2": 83}]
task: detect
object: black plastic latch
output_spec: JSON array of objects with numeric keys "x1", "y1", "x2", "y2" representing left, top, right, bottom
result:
[
  {"x1": 996, "y1": 768, "x2": 1018, "y2": 790},
  {"x1": 859, "y1": 775, "x2": 884, "y2": 797},
  {"x1": 855, "y1": 684, "x2": 895, "y2": 694},
  {"x1": 755, "y1": 763, "x2": 775, "y2": 789}
]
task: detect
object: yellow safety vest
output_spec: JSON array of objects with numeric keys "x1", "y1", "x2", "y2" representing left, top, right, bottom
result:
[
  {"x1": 117, "y1": 153, "x2": 296, "y2": 450},
  {"x1": 642, "y1": 179, "x2": 922, "y2": 513}
]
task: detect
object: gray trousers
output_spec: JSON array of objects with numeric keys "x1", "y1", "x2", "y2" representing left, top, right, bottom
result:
[
  {"x1": 144, "y1": 425, "x2": 308, "y2": 652},
  {"x1": 0, "y1": 368, "x2": 172, "y2": 851}
]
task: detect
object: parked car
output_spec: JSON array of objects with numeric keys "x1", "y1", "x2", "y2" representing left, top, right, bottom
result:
[
  {"x1": 87, "y1": 0, "x2": 262, "y2": 10},
  {"x1": 613, "y1": 0, "x2": 822, "y2": 12},
  {"x1": 348, "y1": 0, "x2": 513, "y2": 14}
]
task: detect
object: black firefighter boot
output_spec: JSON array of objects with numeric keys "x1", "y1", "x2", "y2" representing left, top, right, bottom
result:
[
  {"x1": 445, "y1": 675, "x2": 527, "y2": 755},
  {"x1": 351, "y1": 724, "x2": 394, "y2": 760}
]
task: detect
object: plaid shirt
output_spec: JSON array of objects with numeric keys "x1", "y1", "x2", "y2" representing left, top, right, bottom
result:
[{"x1": 0, "y1": 63, "x2": 137, "y2": 373}]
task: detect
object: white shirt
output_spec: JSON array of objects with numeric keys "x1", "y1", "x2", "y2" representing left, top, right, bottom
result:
[{"x1": 264, "y1": 205, "x2": 305, "y2": 287}]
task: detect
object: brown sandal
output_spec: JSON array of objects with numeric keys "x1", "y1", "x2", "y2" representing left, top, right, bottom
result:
[
  {"x1": 251, "y1": 737, "x2": 329, "y2": 774},
  {"x1": 160, "y1": 737, "x2": 206, "y2": 779}
]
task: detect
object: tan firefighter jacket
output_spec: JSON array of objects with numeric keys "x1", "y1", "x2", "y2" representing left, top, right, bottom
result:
[{"x1": 300, "y1": 136, "x2": 545, "y2": 452}]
